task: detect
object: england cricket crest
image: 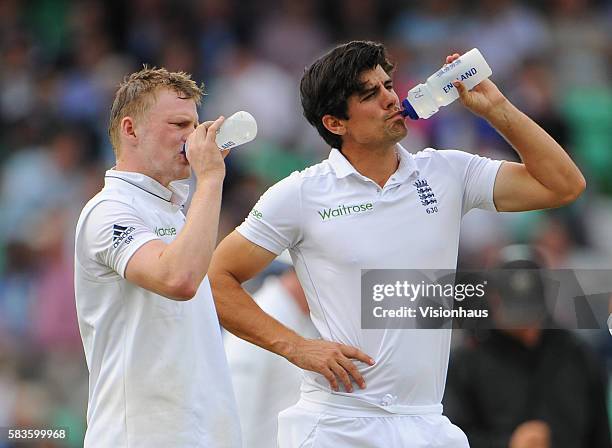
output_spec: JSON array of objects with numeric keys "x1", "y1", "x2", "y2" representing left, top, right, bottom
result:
[{"x1": 414, "y1": 178, "x2": 439, "y2": 214}]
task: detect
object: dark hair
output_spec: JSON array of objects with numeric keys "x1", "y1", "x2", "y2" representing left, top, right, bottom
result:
[{"x1": 300, "y1": 41, "x2": 395, "y2": 149}]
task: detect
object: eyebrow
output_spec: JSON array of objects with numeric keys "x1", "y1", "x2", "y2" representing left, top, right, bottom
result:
[
  {"x1": 169, "y1": 115, "x2": 196, "y2": 122},
  {"x1": 358, "y1": 79, "x2": 393, "y2": 99}
]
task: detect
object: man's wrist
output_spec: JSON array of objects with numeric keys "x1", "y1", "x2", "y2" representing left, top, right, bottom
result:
[
  {"x1": 195, "y1": 172, "x2": 225, "y2": 187},
  {"x1": 483, "y1": 99, "x2": 517, "y2": 132},
  {"x1": 273, "y1": 332, "x2": 304, "y2": 362}
]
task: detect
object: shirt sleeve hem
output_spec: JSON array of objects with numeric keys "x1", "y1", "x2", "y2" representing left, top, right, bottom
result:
[
  {"x1": 487, "y1": 160, "x2": 504, "y2": 212},
  {"x1": 116, "y1": 235, "x2": 160, "y2": 278},
  {"x1": 236, "y1": 226, "x2": 284, "y2": 256}
]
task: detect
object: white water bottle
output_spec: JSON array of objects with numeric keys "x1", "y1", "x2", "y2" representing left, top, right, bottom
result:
[
  {"x1": 215, "y1": 110, "x2": 258, "y2": 150},
  {"x1": 401, "y1": 48, "x2": 492, "y2": 120},
  {"x1": 182, "y1": 110, "x2": 258, "y2": 153}
]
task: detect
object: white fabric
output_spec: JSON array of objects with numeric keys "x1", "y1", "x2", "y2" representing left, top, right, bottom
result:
[
  {"x1": 278, "y1": 399, "x2": 469, "y2": 448},
  {"x1": 237, "y1": 145, "x2": 501, "y2": 415},
  {"x1": 74, "y1": 169, "x2": 241, "y2": 448},
  {"x1": 298, "y1": 389, "x2": 442, "y2": 417},
  {"x1": 225, "y1": 276, "x2": 318, "y2": 448}
]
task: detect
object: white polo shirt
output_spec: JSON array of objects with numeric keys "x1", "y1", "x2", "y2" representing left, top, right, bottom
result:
[
  {"x1": 74, "y1": 170, "x2": 241, "y2": 448},
  {"x1": 237, "y1": 145, "x2": 501, "y2": 412}
]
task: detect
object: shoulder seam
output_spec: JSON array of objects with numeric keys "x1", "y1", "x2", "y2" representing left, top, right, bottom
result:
[{"x1": 297, "y1": 161, "x2": 335, "y2": 180}]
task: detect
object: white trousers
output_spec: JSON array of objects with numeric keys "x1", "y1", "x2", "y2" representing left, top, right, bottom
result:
[{"x1": 277, "y1": 399, "x2": 469, "y2": 448}]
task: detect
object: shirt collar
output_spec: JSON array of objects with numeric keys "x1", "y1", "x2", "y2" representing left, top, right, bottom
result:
[
  {"x1": 327, "y1": 143, "x2": 419, "y2": 182},
  {"x1": 104, "y1": 169, "x2": 190, "y2": 206}
]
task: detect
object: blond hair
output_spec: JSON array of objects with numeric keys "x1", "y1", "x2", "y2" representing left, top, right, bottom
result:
[{"x1": 109, "y1": 66, "x2": 204, "y2": 155}]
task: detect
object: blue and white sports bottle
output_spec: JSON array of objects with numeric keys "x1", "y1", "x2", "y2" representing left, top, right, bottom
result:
[{"x1": 401, "y1": 48, "x2": 492, "y2": 120}]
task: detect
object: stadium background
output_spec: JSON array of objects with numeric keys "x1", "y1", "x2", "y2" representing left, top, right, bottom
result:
[{"x1": 0, "y1": 0, "x2": 611, "y2": 446}]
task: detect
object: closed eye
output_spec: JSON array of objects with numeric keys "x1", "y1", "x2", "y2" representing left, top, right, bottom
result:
[
  {"x1": 360, "y1": 81, "x2": 394, "y2": 101},
  {"x1": 361, "y1": 88, "x2": 378, "y2": 101},
  {"x1": 170, "y1": 121, "x2": 191, "y2": 128}
]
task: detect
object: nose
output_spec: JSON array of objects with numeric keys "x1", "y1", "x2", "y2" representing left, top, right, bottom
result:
[{"x1": 380, "y1": 83, "x2": 399, "y2": 110}]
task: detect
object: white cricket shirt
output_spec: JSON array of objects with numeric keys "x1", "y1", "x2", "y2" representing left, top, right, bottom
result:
[
  {"x1": 74, "y1": 170, "x2": 241, "y2": 448},
  {"x1": 237, "y1": 145, "x2": 501, "y2": 413}
]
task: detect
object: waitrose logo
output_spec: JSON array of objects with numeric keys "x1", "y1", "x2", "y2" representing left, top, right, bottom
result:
[
  {"x1": 318, "y1": 202, "x2": 374, "y2": 220},
  {"x1": 155, "y1": 226, "x2": 177, "y2": 237}
]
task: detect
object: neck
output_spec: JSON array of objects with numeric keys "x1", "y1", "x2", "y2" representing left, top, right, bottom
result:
[
  {"x1": 115, "y1": 159, "x2": 170, "y2": 188},
  {"x1": 340, "y1": 143, "x2": 399, "y2": 187}
]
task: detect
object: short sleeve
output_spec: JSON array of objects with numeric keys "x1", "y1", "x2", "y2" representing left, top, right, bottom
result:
[
  {"x1": 77, "y1": 200, "x2": 159, "y2": 278},
  {"x1": 437, "y1": 150, "x2": 502, "y2": 215},
  {"x1": 236, "y1": 173, "x2": 302, "y2": 255}
]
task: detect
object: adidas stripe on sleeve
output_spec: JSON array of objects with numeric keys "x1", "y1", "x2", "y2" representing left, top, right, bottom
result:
[{"x1": 78, "y1": 200, "x2": 160, "y2": 279}]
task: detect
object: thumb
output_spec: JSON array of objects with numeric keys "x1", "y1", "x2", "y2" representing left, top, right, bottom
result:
[{"x1": 452, "y1": 80, "x2": 468, "y2": 99}]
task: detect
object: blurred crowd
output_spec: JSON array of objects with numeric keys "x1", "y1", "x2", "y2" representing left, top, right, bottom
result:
[{"x1": 0, "y1": 0, "x2": 611, "y2": 446}]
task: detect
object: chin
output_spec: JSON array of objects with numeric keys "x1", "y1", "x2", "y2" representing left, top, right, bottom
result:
[
  {"x1": 387, "y1": 127, "x2": 408, "y2": 145},
  {"x1": 387, "y1": 119, "x2": 407, "y2": 134}
]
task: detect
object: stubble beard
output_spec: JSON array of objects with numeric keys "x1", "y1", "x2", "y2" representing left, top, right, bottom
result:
[{"x1": 384, "y1": 120, "x2": 408, "y2": 146}]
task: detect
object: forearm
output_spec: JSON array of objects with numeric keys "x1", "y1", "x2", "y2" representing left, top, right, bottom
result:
[
  {"x1": 160, "y1": 177, "x2": 224, "y2": 288},
  {"x1": 212, "y1": 271, "x2": 304, "y2": 359},
  {"x1": 486, "y1": 100, "x2": 586, "y2": 199}
]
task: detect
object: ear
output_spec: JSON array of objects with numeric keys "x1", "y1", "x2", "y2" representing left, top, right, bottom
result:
[
  {"x1": 322, "y1": 114, "x2": 346, "y2": 137},
  {"x1": 120, "y1": 116, "x2": 138, "y2": 145}
]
